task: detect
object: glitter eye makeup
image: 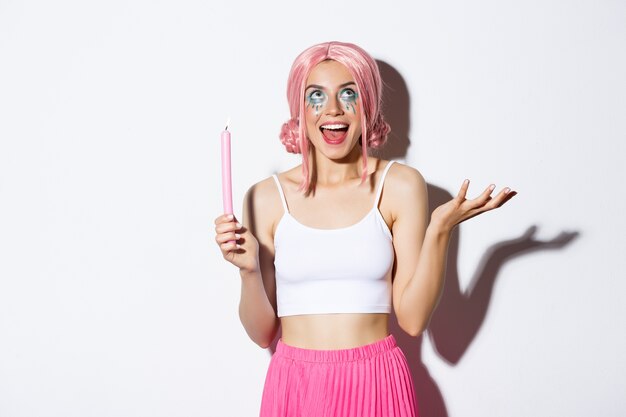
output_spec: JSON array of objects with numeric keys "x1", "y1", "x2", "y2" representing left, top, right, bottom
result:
[
  {"x1": 305, "y1": 85, "x2": 359, "y2": 116},
  {"x1": 339, "y1": 88, "x2": 359, "y2": 114},
  {"x1": 306, "y1": 90, "x2": 328, "y2": 116}
]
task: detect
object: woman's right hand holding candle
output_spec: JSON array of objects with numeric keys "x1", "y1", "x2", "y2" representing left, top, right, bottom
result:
[{"x1": 214, "y1": 214, "x2": 260, "y2": 274}]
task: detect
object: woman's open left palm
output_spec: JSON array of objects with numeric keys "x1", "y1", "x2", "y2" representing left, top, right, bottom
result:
[{"x1": 431, "y1": 179, "x2": 517, "y2": 232}]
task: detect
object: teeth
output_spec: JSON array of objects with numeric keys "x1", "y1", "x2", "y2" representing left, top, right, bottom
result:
[{"x1": 321, "y1": 124, "x2": 348, "y2": 130}]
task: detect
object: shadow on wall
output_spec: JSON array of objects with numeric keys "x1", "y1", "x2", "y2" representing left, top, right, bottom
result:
[
  {"x1": 264, "y1": 60, "x2": 580, "y2": 417},
  {"x1": 374, "y1": 60, "x2": 412, "y2": 161}
]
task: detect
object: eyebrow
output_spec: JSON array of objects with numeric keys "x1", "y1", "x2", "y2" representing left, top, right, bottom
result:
[{"x1": 305, "y1": 81, "x2": 357, "y2": 90}]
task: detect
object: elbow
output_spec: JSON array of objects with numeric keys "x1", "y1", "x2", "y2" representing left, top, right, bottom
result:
[
  {"x1": 400, "y1": 316, "x2": 430, "y2": 338},
  {"x1": 257, "y1": 340, "x2": 272, "y2": 349},
  {"x1": 404, "y1": 325, "x2": 426, "y2": 338},
  {"x1": 256, "y1": 319, "x2": 281, "y2": 349},
  {"x1": 239, "y1": 313, "x2": 280, "y2": 350},
  {"x1": 251, "y1": 332, "x2": 274, "y2": 350}
]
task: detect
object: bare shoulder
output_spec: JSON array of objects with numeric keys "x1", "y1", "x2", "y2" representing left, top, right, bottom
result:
[
  {"x1": 245, "y1": 176, "x2": 280, "y2": 206},
  {"x1": 381, "y1": 161, "x2": 428, "y2": 221},
  {"x1": 242, "y1": 176, "x2": 285, "y2": 239},
  {"x1": 386, "y1": 161, "x2": 427, "y2": 195}
]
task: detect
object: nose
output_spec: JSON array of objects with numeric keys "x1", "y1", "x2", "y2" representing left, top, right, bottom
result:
[{"x1": 325, "y1": 94, "x2": 344, "y2": 116}]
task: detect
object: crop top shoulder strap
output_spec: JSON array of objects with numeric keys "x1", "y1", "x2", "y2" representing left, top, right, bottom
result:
[
  {"x1": 271, "y1": 160, "x2": 396, "y2": 214},
  {"x1": 373, "y1": 160, "x2": 395, "y2": 209},
  {"x1": 271, "y1": 174, "x2": 290, "y2": 213}
]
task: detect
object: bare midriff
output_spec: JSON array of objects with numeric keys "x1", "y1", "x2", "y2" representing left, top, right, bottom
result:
[{"x1": 279, "y1": 313, "x2": 389, "y2": 349}]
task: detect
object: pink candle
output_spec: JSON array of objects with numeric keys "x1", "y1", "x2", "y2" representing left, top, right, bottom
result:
[{"x1": 221, "y1": 121, "x2": 233, "y2": 215}]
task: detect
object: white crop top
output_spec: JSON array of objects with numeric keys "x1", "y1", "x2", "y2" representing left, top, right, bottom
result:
[{"x1": 272, "y1": 160, "x2": 396, "y2": 317}]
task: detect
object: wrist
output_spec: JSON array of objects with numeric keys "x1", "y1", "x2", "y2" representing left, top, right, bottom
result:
[
  {"x1": 427, "y1": 217, "x2": 454, "y2": 236},
  {"x1": 239, "y1": 266, "x2": 261, "y2": 279}
]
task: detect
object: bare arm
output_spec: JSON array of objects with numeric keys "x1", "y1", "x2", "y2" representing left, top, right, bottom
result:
[
  {"x1": 238, "y1": 182, "x2": 280, "y2": 348},
  {"x1": 391, "y1": 168, "x2": 515, "y2": 337},
  {"x1": 215, "y1": 179, "x2": 281, "y2": 348},
  {"x1": 388, "y1": 166, "x2": 430, "y2": 336}
]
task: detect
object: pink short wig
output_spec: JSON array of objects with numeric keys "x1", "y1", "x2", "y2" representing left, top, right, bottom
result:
[{"x1": 279, "y1": 41, "x2": 391, "y2": 193}]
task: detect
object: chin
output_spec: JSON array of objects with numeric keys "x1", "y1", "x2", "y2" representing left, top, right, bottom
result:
[{"x1": 318, "y1": 141, "x2": 362, "y2": 161}]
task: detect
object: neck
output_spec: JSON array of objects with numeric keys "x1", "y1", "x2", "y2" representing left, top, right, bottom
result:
[{"x1": 310, "y1": 146, "x2": 365, "y2": 186}]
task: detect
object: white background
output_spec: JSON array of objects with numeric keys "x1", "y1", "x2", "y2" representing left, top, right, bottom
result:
[{"x1": 1, "y1": 1, "x2": 625, "y2": 416}]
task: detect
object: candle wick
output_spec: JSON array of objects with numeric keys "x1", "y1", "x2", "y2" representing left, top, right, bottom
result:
[{"x1": 225, "y1": 117, "x2": 231, "y2": 131}]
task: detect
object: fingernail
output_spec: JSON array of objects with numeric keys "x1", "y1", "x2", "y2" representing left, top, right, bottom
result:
[
  {"x1": 227, "y1": 214, "x2": 234, "y2": 220},
  {"x1": 489, "y1": 184, "x2": 495, "y2": 191},
  {"x1": 235, "y1": 233, "x2": 241, "y2": 239},
  {"x1": 236, "y1": 244, "x2": 241, "y2": 249},
  {"x1": 504, "y1": 187, "x2": 510, "y2": 194},
  {"x1": 235, "y1": 223, "x2": 242, "y2": 228}
]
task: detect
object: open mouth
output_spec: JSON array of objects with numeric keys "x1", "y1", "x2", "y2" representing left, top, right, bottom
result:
[{"x1": 320, "y1": 123, "x2": 349, "y2": 144}]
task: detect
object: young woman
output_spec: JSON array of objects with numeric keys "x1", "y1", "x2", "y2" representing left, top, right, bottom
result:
[{"x1": 214, "y1": 41, "x2": 515, "y2": 417}]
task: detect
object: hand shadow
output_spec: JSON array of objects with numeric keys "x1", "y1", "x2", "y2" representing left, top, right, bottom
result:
[{"x1": 391, "y1": 184, "x2": 580, "y2": 417}]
